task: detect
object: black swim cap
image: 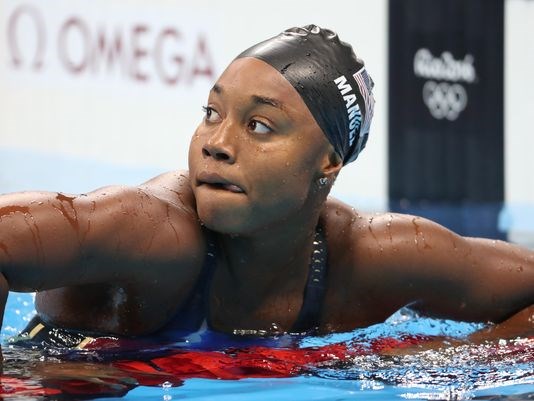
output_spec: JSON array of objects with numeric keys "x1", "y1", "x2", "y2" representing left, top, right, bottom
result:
[{"x1": 237, "y1": 24, "x2": 375, "y2": 165}]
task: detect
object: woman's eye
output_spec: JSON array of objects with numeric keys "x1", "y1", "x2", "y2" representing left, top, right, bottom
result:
[
  {"x1": 248, "y1": 120, "x2": 272, "y2": 134},
  {"x1": 202, "y1": 106, "x2": 221, "y2": 123}
]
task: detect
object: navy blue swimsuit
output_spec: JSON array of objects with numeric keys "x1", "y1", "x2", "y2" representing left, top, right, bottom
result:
[
  {"x1": 163, "y1": 225, "x2": 329, "y2": 334},
  {"x1": 16, "y1": 226, "x2": 328, "y2": 350}
]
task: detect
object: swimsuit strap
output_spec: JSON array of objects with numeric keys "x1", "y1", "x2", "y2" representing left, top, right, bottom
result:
[
  {"x1": 291, "y1": 224, "x2": 328, "y2": 333},
  {"x1": 202, "y1": 231, "x2": 219, "y2": 328},
  {"x1": 162, "y1": 228, "x2": 218, "y2": 332},
  {"x1": 166, "y1": 225, "x2": 328, "y2": 334}
]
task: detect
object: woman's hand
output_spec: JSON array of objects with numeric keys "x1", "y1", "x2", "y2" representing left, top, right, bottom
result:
[{"x1": 468, "y1": 304, "x2": 534, "y2": 343}]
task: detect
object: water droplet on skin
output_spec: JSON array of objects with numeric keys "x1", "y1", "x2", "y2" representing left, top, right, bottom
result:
[
  {"x1": 412, "y1": 217, "x2": 431, "y2": 250},
  {"x1": 367, "y1": 217, "x2": 380, "y2": 246},
  {"x1": 386, "y1": 214, "x2": 393, "y2": 242},
  {"x1": 517, "y1": 266, "x2": 523, "y2": 272}
]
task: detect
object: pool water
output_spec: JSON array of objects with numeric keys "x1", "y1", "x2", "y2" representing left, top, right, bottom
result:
[{"x1": 1, "y1": 292, "x2": 532, "y2": 400}]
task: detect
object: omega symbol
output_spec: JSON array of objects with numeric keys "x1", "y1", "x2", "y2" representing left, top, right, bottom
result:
[{"x1": 7, "y1": 5, "x2": 46, "y2": 70}]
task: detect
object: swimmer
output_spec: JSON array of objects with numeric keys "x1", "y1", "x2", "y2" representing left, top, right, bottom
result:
[{"x1": 0, "y1": 25, "x2": 533, "y2": 344}]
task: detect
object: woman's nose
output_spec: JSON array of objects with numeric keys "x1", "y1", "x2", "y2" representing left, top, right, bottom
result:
[{"x1": 202, "y1": 124, "x2": 237, "y2": 163}]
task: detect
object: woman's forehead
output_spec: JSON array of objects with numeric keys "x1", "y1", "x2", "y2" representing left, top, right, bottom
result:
[
  {"x1": 210, "y1": 57, "x2": 327, "y2": 146},
  {"x1": 212, "y1": 58, "x2": 307, "y2": 113}
]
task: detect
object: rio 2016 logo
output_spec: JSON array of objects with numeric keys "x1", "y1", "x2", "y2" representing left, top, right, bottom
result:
[
  {"x1": 413, "y1": 48, "x2": 476, "y2": 122},
  {"x1": 422, "y1": 81, "x2": 467, "y2": 121}
]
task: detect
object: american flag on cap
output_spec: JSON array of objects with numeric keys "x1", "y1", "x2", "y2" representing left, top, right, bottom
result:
[{"x1": 353, "y1": 67, "x2": 375, "y2": 138}]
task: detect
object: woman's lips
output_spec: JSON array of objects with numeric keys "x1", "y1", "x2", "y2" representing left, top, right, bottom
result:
[
  {"x1": 219, "y1": 183, "x2": 245, "y2": 193},
  {"x1": 197, "y1": 172, "x2": 245, "y2": 194}
]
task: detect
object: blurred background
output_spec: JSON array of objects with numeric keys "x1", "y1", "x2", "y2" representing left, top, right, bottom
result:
[{"x1": 0, "y1": 0, "x2": 532, "y2": 246}]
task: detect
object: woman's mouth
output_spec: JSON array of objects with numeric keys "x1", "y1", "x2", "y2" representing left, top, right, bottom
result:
[
  {"x1": 197, "y1": 172, "x2": 245, "y2": 194},
  {"x1": 204, "y1": 182, "x2": 245, "y2": 193}
]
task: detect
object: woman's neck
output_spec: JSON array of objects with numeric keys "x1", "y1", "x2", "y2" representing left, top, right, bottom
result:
[{"x1": 217, "y1": 209, "x2": 322, "y2": 292}]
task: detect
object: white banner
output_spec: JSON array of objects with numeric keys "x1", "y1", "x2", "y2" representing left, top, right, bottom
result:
[
  {"x1": 0, "y1": 0, "x2": 388, "y2": 210},
  {"x1": 2, "y1": 1, "x2": 220, "y2": 92}
]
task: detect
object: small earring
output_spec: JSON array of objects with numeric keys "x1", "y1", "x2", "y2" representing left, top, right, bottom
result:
[{"x1": 318, "y1": 177, "x2": 329, "y2": 186}]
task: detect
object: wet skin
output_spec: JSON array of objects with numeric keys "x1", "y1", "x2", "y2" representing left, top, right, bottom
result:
[{"x1": 0, "y1": 58, "x2": 533, "y2": 337}]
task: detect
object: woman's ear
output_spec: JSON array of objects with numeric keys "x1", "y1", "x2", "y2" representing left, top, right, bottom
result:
[{"x1": 321, "y1": 150, "x2": 343, "y2": 179}]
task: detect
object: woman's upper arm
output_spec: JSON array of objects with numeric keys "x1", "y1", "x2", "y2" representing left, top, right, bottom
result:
[
  {"x1": 0, "y1": 189, "x2": 97, "y2": 290},
  {"x1": 352, "y1": 213, "x2": 534, "y2": 323},
  {"x1": 0, "y1": 184, "x2": 201, "y2": 291}
]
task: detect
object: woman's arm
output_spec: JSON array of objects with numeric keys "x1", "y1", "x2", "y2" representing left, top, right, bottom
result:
[
  {"x1": 468, "y1": 304, "x2": 534, "y2": 341},
  {"x1": 0, "y1": 182, "x2": 201, "y2": 333},
  {"x1": 359, "y1": 213, "x2": 534, "y2": 323}
]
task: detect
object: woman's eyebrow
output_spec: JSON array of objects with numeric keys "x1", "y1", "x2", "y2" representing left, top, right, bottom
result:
[
  {"x1": 250, "y1": 95, "x2": 285, "y2": 111},
  {"x1": 210, "y1": 83, "x2": 288, "y2": 114},
  {"x1": 211, "y1": 83, "x2": 223, "y2": 94}
]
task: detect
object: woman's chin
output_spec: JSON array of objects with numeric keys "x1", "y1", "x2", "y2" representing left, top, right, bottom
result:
[{"x1": 197, "y1": 206, "x2": 251, "y2": 235}]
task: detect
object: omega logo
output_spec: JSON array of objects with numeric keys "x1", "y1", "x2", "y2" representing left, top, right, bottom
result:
[
  {"x1": 6, "y1": 4, "x2": 215, "y2": 86},
  {"x1": 7, "y1": 5, "x2": 46, "y2": 70}
]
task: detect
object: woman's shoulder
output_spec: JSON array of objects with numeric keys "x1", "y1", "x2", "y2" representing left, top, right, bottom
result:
[
  {"x1": 139, "y1": 170, "x2": 197, "y2": 214},
  {"x1": 321, "y1": 198, "x2": 431, "y2": 275},
  {"x1": 320, "y1": 199, "x2": 427, "y2": 329},
  {"x1": 321, "y1": 197, "x2": 377, "y2": 271},
  {"x1": 321, "y1": 197, "x2": 386, "y2": 247},
  {"x1": 322, "y1": 197, "x2": 445, "y2": 256}
]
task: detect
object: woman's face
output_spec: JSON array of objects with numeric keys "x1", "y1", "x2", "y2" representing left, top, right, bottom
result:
[{"x1": 188, "y1": 57, "x2": 335, "y2": 235}]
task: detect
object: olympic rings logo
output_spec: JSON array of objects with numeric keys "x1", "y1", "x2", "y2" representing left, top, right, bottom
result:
[{"x1": 422, "y1": 80, "x2": 468, "y2": 121}]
